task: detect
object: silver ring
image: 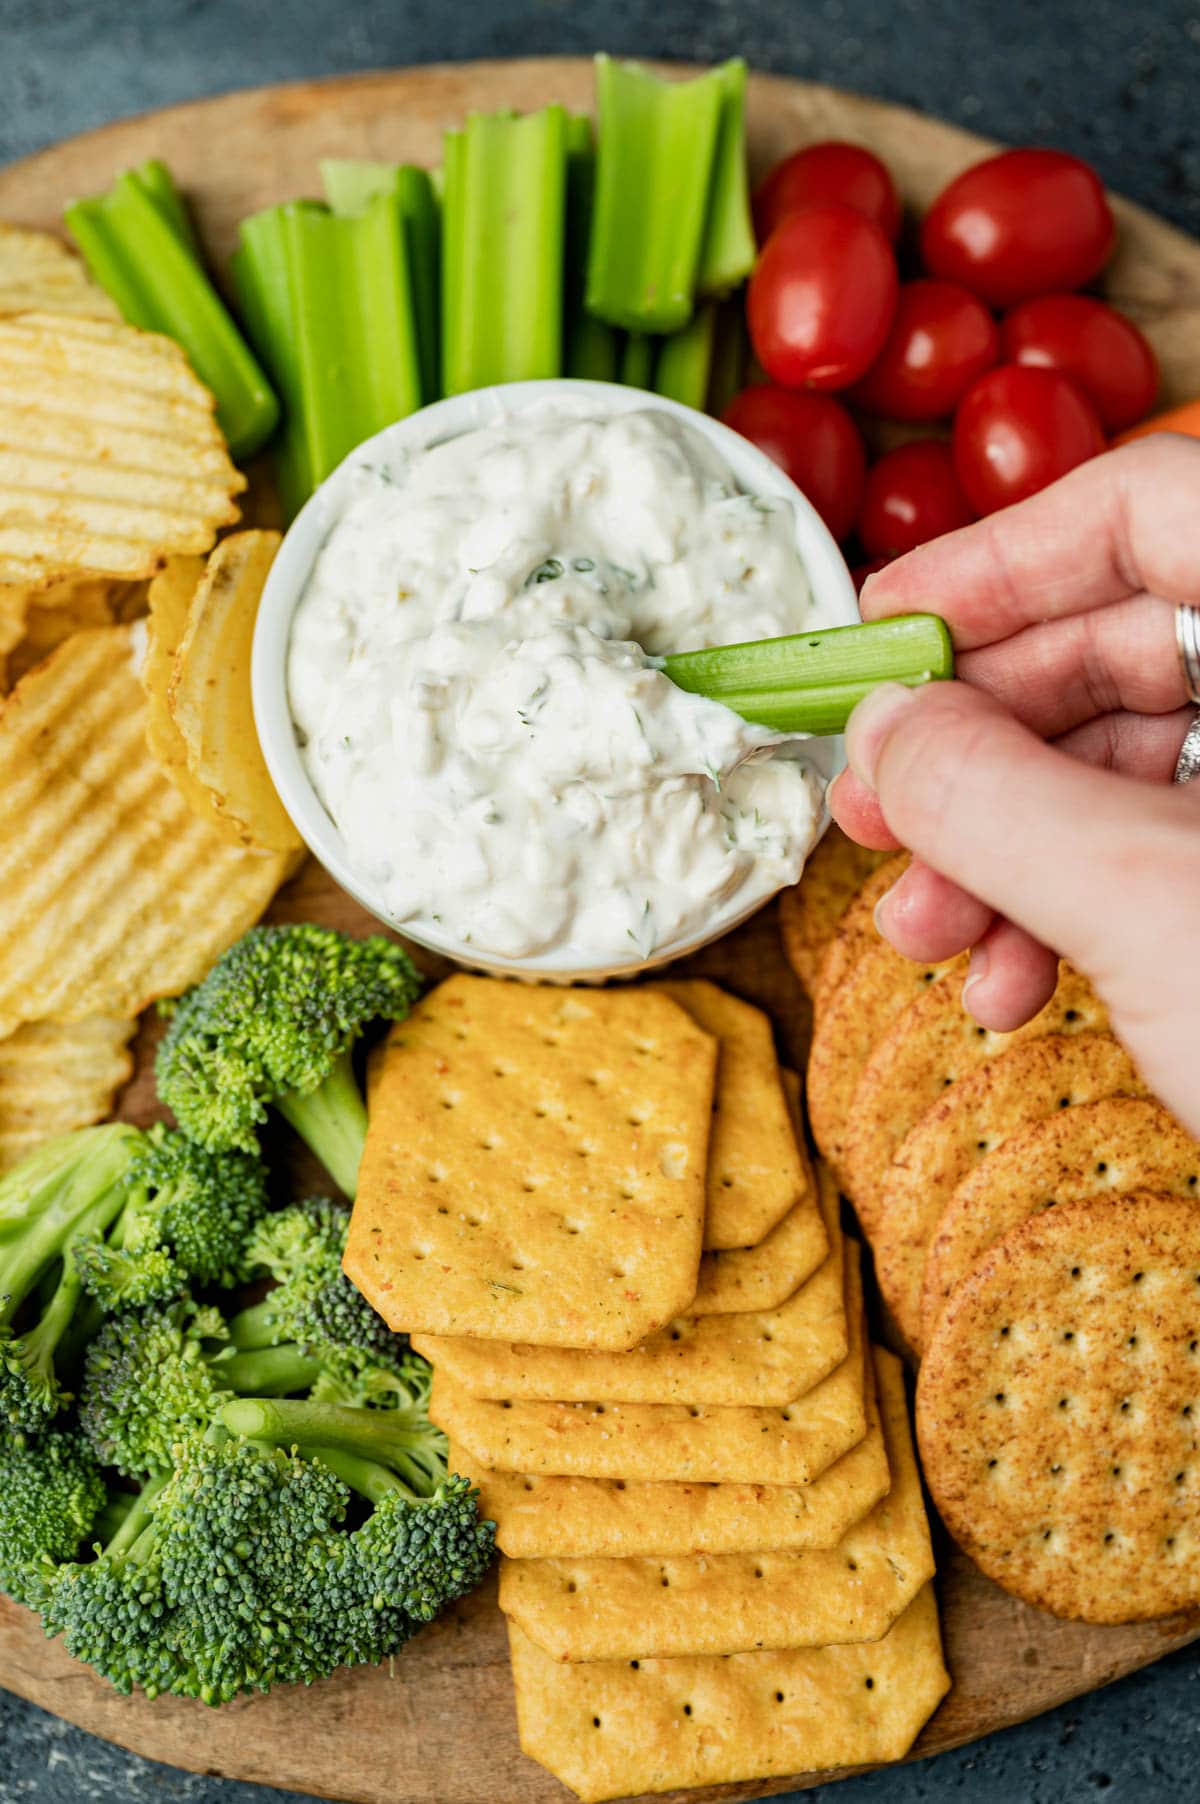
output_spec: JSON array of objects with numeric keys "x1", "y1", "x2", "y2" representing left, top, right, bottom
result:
[
  {"x1": 1174, "y1": 711, "x2": 1200, "y2": 785},
  {"x1": 1176, "y1": 604, "x2": 1200, "y2": 704}
]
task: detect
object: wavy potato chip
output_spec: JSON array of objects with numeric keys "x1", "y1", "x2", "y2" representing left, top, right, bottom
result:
[
  {"x1": 0, "y1": 624, "x2": 294, "y2": 1034},
  {"x1": 4, "y1": 575, "x2": 146, "y2": 688},
  {"x1": 167, "y1": 531, "x2": 300, "y2": 852},
  {"x1": 0, "y1": 1015, "x2": 136, "y2": 1173},
  {"x1": 0, "y1": 312, "x2": 243, "y2": 588},
  {"x1": 141, "y1": 554, "x2": 239, "y2": 834},
  {"x1": 0, "y1": 225, "x2": 119, "y2": 321}
]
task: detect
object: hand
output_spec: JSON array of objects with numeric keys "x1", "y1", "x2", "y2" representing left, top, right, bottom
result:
[{"x1": 828, "y1": 434, "x2": 1200, "y2": 1135}]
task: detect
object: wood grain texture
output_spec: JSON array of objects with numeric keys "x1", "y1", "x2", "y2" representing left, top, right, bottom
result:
[{"x1": 0, "y1": 55, "x2": 1198, "y2": 1804}]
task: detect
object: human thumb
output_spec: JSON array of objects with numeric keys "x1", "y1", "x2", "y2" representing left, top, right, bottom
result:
[{"x1": 843, "y1": 679, "x2": 1200, "y2": 1002}]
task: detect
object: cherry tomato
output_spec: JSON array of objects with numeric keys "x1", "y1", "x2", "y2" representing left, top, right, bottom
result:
[
  {"x1": 851, "y1": 279, "x2": 999, "y2": 421},
  {"x1": 722, "y1": 384, "x2": 866, "y2": 541},
  {"x1": 858, "y1": 442, "x2": 974, "y2": 558},
  {"x1": 753, "y1": 140, "x2": 901, "y2": 244},
  {"x1": 952, "y1": 364, "x2": 1105, "y2": 514},
  {"x1": 748, "y1": 204, "x2": 898, "y2": 392},
  {"x1": 921, "y1": 148, "x2": 1114, "y2": 308},
  {"x1": 1000, "y1": 293, "x2": 1158, "y2": 435}
]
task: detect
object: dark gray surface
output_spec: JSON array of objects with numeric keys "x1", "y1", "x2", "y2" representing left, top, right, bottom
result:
[{"x1": 1, "y1": 2, "x2": 1198, "y2": 1800}]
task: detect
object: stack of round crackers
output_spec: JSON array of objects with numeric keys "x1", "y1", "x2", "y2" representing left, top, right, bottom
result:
[
  {"x1": 346, "y1": 972, "x2": 949, "y2": 1803},
  {"x1": 783, "y1": 827, "x2": 1200, "y2": 1627}
]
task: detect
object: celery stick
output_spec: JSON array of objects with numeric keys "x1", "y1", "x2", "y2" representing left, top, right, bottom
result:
[
  {"x1": 568, "y1": 312, "x2": 620, "y2": 382},
  {"x1": 586, "y1": 56, "x2": 724, "y2": 333},
  {"x1": 706, "y1": 297, "x2": 748, "y2": 416},
  {"x1": 653, "y1": 304, "x2": 716, "y2": 410},
  {"x1": 282, "y1": 194, "x2": 423, "y2": 487},
  {"x1": 398, "y1": 168, "x2": 441, "y2": 405},
  {"x1": 564, "y1": 115, "x2": 619, "y2": 383},
  {"x1": 322, "y1": 161, "x2": 441, "y2": 401},
  {"x1": 130, "y1": 158, "x2": 200, "y2": 256},
  {"x1": 619, "y1": 331, "x2": 655, "y2": 390},
  {"x1": 440, "y1": 130, "x2": 466, "y2": 396},
  {"x1": 441, "y1": 106, "x2": 568, "y2": 394},
  {"x1": 66, "y1": 172, "x2": 279, "y2": 460},
  {"x1": 662, "y1": 615, "x2": 954, "y2": 735},
  {"x1": 320, "y1": 158, "x2": 405, "y2": 215},
  {"x1": 695, "y1": 60, "x2": 755, "y2": 296},
  {"x1": 232, "y1": 214, "x2": 313, "y2": 520}
]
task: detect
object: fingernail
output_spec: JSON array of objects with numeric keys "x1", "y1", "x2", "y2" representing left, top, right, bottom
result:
[
  {"x1": 845, "y1": 682, "x2": 919, "y2": 790},
  {"x1": 872, "y1": 877, "x2": 902, "y2": 939},
  {"x1": 961, "y1": 942, "x2": 990, "y2": 1008}
]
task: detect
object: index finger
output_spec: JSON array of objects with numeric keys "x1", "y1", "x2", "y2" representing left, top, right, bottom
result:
[{"x1": 859, "y1": 434, "x2": 1200, "y2": 650}]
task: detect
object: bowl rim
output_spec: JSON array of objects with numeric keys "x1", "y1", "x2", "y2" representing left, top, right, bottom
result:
[{"x1": 251, "y1": 377, "x2": 860, "y2": 981}]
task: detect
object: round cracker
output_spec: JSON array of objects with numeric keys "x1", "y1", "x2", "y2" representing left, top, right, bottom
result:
[
  {"x1": 807, "y1": 941, "x2": 962, "y2": 1194},
  {"x1": 872, "y1": 1034, "x2": 1145, "y2": 1352},
  {"x1": 777, "y1": 826, "x2": 892, "y2": 999},
  {"x1": 921, "y1": 1096, "x2": 1200, "y2": 1344},
  {"x1": 811, "y1": 850, "x2": 908, "y2": 1018},
  {"x1": 917, "y1": 1190, "x2": 1200, "y2": 1624},
  {"x1": 841, "y1": 961, "x2": 1109, "y2": 1231}
]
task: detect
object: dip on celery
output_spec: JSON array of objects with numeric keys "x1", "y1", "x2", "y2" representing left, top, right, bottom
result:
[{"x1": 287, "y1": 402, "x2": 833, "y2": 964}]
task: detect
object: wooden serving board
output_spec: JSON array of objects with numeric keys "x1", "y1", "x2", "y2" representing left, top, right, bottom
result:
[{"x1": 2, "y1": 56, "x2": 1199, "y2": 1804}]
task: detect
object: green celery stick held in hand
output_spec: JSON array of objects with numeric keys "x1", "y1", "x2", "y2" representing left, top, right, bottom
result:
[{"x1": 662, "y1": 614, "x2": 954, "y2": 736}]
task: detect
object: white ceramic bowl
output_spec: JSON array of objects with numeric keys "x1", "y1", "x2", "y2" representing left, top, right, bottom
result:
[{"x1": 252, "y1": 378, "x2": 860, "y2": 981}]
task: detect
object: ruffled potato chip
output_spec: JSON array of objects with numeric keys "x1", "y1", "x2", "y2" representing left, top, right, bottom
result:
[
  {"x1": 0, "y1": 623, "x2": 295, "y2": 1035},
  {"x1": 0, "y1": 312, "x2": 244, "y2": 588},
  {"x1": 0, "y1": 1016, "x2": 136, "y2": 1173},
  {"x1": 167, "y1": 531, "x2": 300, "y2": 852},
  {"x1": 0, "y1": 224, "x2": 119, "y2": 321}
]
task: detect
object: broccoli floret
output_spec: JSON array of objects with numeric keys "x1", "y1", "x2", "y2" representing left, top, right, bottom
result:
[
  {"x1": 220, "y1": 1354, "x2": 495, "y2": 1627},
  {"x1": 155, "y1": 924, "x2": 422, "y2": 1196},
  {"x1": 227, "y1": 1198, "x2": 399, "y2": 1390},
  {"x1": 73, "y1": 1125, "x2": 270, "y2": 1311},
  {"x1": 38, "y1": 1467, "x2": 184, "y2": 1701},
  {"x1": 0, "y1": 1126, "x2": 142, "y2": 1431},
  {"x1": 0, "y1": 1428, "x2": 108, "y2": 1608},
  {"x1": 80, "y1": 1299, "x2": 326, "y2": 1479},
  {"x1": 41, "y1": 1355, "x2": 494, "y2": 1704}
]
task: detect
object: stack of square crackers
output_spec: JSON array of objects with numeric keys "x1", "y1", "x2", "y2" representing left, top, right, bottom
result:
[
  {"x1": 345, "y1": 973, "x2": 949, "y2": 1802},
  {"x1": 782, "y1": 827, "x2": 1200, "y2": 1629}
]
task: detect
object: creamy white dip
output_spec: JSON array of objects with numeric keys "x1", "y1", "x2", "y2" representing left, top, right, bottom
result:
[{"x1": 288, "y1": 403, "x2": 832, "y2": 964}]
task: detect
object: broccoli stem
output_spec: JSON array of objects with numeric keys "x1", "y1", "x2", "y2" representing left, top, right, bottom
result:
[
  {"x1": 12, "y1": 1251, "x2": 88, "y2": 1399},
  {"x1": 224, "y1": 1298, "x2": 284, "y2": 1352},
  {"x1": 102, "y1": 1472, "x2": 169, "y2": 1560},
  {"x1": 0, "y1": 1137, "x2": 133, "y2": 1330},
  {"x1": 219, "y1": 1344, "x2": 326, "y2": 1396},
  {"x1": 275, "y1": 1046, "x2": 368, "y2": 1199},
  {"x1": 220, "y1": 1396, "x2": 445, "y2": 1500},
  {"x1": 300, "y1": 1445, "x2": 408, "y2": 1505}
]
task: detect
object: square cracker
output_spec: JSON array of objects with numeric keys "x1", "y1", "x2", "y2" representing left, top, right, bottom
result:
[
  {"x1": 508, "y1": 1583, "x2": 949, "y2": 1803},
  {"x1": 499, "y1": 1347, "x2": 931, "y2": 1660},
  {"x1": 449, "y1": 1350, "x2": 888, "y2": 1560},
  {"x1": 412, "y1": 1152, "x2": 844, "y2": 1405},
  {"x1": 429, "y1": 1242, "x2": 867, "y2": 1485},
  {"x1": 689, "y1": 1068, "x2": 828, "y2": 1316},
  {"x1": 345, "y1": 975, "x2": 717, "y2": 1352},
  {"x1": 655, "y1": 978, "x2": 803, "y2": 1249}
]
